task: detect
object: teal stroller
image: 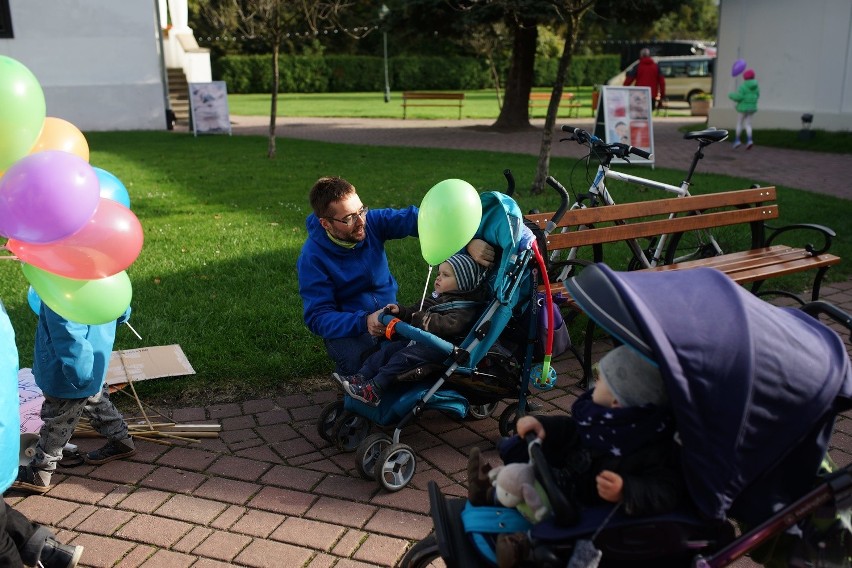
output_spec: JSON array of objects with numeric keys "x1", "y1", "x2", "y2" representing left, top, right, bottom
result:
[{"x1": 317, "y1": 187, "x2": 569, "y2": 492}]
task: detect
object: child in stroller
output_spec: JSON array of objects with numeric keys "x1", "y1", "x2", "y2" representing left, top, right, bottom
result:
[
  {"x1": 402, "y1": 263, "x2": 852, "y2": 567},
  {"x1": 334, "y1": 252, "x2": 490, "y2": 406},
  {"x1": 469, "y1": 344, "x2": 687, "y2": 567}
]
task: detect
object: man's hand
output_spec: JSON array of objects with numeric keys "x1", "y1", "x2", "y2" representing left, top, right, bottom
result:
[
  {"x1": 367, "y1": 309, "x2": 386, "y2": 337},
  {"x1": 596, "y1": 470, "x2": 624, "y2": 503},
  {"x1": 515, "y1": 416, "x2": 545, "y2": 440},
  {"x1": 467, "y1": 238, "x2": 495, "y2": 268}
]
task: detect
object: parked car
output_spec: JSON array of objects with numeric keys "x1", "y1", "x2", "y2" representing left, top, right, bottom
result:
[{"x1": 607, "y1": 55, "x2": 715, "y2": 103}]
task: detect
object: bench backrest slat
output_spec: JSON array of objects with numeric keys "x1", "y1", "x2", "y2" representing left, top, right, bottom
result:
[
  {"x1": 529, "y1": 93, "x2": 574, "y2": 101},
  {"x1": 402, "y1": 92, "x2": 464, "y2": 100},
  {"x1": 527, "y1": 187, "x2": 776, "y2": 229},
  {"x1": 545, "y1": 206, "x2": 779, "y2": 249}
]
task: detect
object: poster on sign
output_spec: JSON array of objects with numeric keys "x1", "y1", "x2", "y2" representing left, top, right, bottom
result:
[{"x1": 592, "y1": 86, "x2": 655, "y2": 166}]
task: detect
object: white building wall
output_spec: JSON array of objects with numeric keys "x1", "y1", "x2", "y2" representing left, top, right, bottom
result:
[
  {"x1": 711, "y1": 0, "x2": 852, "y2": 131},
  {"x1": 0, "y1": 0, "x2": 167, "y2": 131}
]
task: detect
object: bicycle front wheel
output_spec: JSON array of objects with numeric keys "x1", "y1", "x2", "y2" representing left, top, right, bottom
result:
[{"x1": 663, "y1": 219, "x2": 754, "y2": 265}]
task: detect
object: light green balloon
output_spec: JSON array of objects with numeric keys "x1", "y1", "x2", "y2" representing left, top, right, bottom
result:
[
  {"x1": 418, "y1": 179, "x2": 482, "y2": 266},
  {"x1": 21, "y1": 264, "x2": 132, "y2": 325},
  {"x1": 0, "y1": 56, "x2": 46, "y2": 171}
]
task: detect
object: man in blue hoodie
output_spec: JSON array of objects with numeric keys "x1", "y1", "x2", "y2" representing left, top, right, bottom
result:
[{"x1": 297, "y1": 176, "x2": 494, "y2": 375}]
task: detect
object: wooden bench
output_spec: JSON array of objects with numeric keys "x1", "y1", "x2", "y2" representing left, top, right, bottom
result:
[
  {"x1": 528, "y1": 92, "x2": 583, "y2": 118},
  {"x1": 402, "y1": 92, "x2": 464, "y2": 119},
  {"x1": 525, "y1": 186, "x2": 841, "y2": 381}
]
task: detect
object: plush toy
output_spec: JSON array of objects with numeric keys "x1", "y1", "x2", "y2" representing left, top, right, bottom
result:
[{"x1": 488, "y1": 462, "x2": 553, "y2": 523}]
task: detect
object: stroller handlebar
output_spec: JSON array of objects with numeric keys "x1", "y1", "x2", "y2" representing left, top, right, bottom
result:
[{"x1": 378, "y1": 312, "x2": 456, "y2": 356}]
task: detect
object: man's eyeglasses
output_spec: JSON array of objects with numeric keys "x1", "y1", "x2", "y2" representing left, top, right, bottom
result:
[{"x1": 325, "y1": 205, "x2": 368, "y2": 226}]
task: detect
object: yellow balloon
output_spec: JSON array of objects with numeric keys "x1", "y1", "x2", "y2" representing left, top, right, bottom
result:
[{"x1": 29, "y1": 117, "x2": 90, "y2": 162}]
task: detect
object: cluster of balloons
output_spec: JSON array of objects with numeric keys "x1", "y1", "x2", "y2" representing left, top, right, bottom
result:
[
  {"x1": 0, "y1": 55, "x2": 141, "y2": 325},
  {"x1": 418, "y1": 179, "x2": 482, "y2": 266}
]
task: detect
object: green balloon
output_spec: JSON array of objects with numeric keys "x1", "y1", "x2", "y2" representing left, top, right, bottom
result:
[
  {"x1": 418, "y1": 179, "x2": 482, "y2": 266},
  {"x1": 0, "y1": 56, "x2": 46, "y2": 171},
  {"x1": 21, "y1": 264, "x2": 132, "y2": 325}
]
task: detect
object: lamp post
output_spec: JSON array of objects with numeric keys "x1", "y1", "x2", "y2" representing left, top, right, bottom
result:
[{"x1": 379, "y1": 4, "x2": 390, "y2": 103}]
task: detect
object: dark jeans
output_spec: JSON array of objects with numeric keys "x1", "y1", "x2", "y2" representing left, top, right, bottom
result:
[
  {"x1": 359, "y1": 341, "x2": 445, "y2": 391},
  {"x1": 0, "y1": 502, "x2": 52, "y2": 567},
  {"x1": 324, "y1": 333, "x2": 381, "y2": 375}
]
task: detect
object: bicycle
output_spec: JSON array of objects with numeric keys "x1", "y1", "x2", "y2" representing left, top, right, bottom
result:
[{"x1": 548, "y1": 124, "x2": 747, "y2": 278}]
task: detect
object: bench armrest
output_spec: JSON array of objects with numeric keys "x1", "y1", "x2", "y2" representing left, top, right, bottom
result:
[{"x1": 765, "y1": 223, "x2": 836, "y2": 256}]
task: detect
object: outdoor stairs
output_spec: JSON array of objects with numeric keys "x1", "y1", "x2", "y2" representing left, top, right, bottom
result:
[{"x1": 167, "y1": 67, "x2": 190, "y2": 127}]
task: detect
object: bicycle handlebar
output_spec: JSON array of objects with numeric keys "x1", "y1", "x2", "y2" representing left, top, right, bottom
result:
[{"x1": 560, "y1": 125, "x2": 653, "y2": 161}]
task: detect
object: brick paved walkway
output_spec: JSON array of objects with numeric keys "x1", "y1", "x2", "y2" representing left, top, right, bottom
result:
[{"x1": 5, "y1": 116, "x2": 851, "y2": 567}]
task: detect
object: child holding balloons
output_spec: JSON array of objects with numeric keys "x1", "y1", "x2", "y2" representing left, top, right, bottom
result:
[{"x1": 12, "y1": 304, "x2": 135, "y2": 494}]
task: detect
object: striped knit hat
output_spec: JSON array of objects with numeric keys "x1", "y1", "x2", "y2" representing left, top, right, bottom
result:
[{"x1": 445, "y1": 254, "x2": 486, "y2": 292}]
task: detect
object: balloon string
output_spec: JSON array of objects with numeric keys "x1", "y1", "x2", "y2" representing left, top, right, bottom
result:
[
  {"x1": 124, "y1": 322, "x2": 143, "y2": 341},
  {"x1": 419, "y1": 265, "x2": 433, "y2": 312}
]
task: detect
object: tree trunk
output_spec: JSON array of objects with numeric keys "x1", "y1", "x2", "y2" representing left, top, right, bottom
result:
[
  {"x1": 531, "y1": 13, "x2": 581, "y2": 195},
  {"x1": 492, "y1": 18, "x2": 537, "y2": 131},
  {"x1": 267, "y1": 43, "x2": 279, "y2": 159}
]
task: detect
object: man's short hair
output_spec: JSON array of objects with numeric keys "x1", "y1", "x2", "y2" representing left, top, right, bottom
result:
[
  {"x1": 310, "y1": 176, "x2": 356, "y2": 217},
  {"x1": 640, "y1": 48, "x2": 651, "y2": 58}
]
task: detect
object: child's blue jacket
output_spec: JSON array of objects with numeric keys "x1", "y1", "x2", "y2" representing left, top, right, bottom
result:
[
  {"x1": 34, "y1": 304, "x2": 131, "y2": 399},
  {"x1": 297, "y1": 206, "x2": 418, "y2": 340}
]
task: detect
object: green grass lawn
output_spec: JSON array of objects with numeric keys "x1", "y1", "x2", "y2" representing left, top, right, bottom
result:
[{"x1": 2, "y1": 130, "x2": 849, "y2": 407}]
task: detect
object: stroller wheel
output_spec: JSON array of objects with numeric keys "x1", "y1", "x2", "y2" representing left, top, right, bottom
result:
[
  {"x1": 468, "y1": 402, "x2": 498, "y2": 420},
  {"x1": 355, "y1": 433, "x2": 393, "y2": 480},
  {"x1": 376, "y1": 443, "x2": 417, "y2": 492},
  {"x1": 499, "y1": 402, "x2": 524, "y2": 437},
  {"x1": 333, "y1": 411, "x2": 371, "y2": 452},
  {"x1": 317, "y1": 400, "x2": 344, "y2": 443},
  {"x1": 399, "y1": 534, "x2": 442, "y2": 568}
]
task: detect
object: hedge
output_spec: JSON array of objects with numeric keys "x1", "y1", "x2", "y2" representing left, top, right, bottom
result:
[{"x1": 215, "y1": 54, "x2": 621, "y2": 94}]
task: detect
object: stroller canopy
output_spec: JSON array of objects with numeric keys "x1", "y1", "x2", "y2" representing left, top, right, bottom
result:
[{"x1": 566, "y1": 264, "x2": 852, "y2": 521}]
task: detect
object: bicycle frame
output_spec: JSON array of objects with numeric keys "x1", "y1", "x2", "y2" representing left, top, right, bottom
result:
[{"x1": 550, "y1": 129, "x2": 728, "y2": 277}]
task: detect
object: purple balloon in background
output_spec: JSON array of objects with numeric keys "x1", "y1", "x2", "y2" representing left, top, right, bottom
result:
[
  {"x1": 731, "y1": 59, "x2": 747, "y2": 77},
  {"x1": 0, "y1": 150, "x2": 99, "y2": 243}
]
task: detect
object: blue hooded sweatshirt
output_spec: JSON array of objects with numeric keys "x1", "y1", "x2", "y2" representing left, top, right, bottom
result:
[
  {"x1": 34, "y1": 304, "x2": 131, "y2": 399},
  {"x1": 297, "y1": 206, "x2": 418, "y2": 340},
  {"x1": 0, "y1": 300, "x2": 19, "y2": 492}
]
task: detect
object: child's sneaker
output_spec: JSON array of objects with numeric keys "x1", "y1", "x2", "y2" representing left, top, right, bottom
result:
[
  {"x1": 84, "y1": 437, "x2": 136, "y2": 465},
  {"x1": 746, "y1": 142, "x2": 753, "y2": 150},
  {"x1": 11, "y1": 465, "x2": 51, "y2": 494},
  {"x1": 732, "y1": 140, "x2": 742, "y2": 149},
  {"x1": 332, "y1": 372, "x2": 362, "y2": 390},
  {"x1": 343, "y1": 376, "x2": 381, "y2": 406}
]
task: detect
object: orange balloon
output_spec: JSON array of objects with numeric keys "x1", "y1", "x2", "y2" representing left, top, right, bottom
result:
[{"x1": 29, "y1": 117, "x2": 89, "y2": 162}]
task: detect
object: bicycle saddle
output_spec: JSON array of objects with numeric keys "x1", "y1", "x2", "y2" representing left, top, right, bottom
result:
[{"x1": 684, "y1": 128, "x2": 729, "y2": 144}]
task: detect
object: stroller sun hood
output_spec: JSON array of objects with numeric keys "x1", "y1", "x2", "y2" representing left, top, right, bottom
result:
[{"x1": 565, "y1": 264, "x2": 852, "y2": 522}]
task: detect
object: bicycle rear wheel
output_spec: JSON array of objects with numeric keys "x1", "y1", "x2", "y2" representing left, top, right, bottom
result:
[{"x1": 663, "y1": 218, "x2": 754, "y2": 265}]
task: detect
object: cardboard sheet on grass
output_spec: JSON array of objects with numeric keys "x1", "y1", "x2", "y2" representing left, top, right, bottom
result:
[{"x1": 19, "y1": 344, "x2": 196, "y2": 435}]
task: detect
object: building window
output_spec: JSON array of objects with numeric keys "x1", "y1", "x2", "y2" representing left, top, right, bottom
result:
[{"x1": 0, "y1": 1, "x2": 12, "y2": 39}]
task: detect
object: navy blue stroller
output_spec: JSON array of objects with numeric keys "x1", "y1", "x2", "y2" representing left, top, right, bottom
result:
[
  {"x1": 402, "y1": 263, "x2": 852, "y2": 567},
  {"x1": 317, "y1": 189, "x2": 569, "y2": 492}
]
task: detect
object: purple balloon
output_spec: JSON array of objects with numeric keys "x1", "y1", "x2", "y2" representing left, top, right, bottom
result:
[
  {"x1": 0, "y1": 150, "x2": 100, "y2": 243},
  {"x1": 731, "y1": 59, "x2": 747, "y2": 77}
]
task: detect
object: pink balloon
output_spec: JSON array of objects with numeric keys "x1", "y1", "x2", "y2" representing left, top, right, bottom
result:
[
  {"x1": 731, "y1": 59, "x2": 747, "y2": 77},
  {"x1": 7, "y1": 198, "x2": 143, "y2": 279},
  {"x1": 0, "y1": 150, "x2": 99, "y2": 243}
]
